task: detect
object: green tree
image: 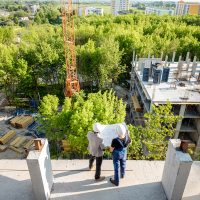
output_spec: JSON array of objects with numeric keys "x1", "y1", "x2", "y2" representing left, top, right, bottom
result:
[
  {"x1": 142, "y1": 102, "x2": 180, "y2": 160},
  {"x1": 0, "y1": 44, "x2": 27, "y2": 100},
  {"x1": 34, "y1": 4, "x2": 60, "y2": 25},
  {"x1": 19, "y1": 25, "x2": 65, "y2": 98},
  {"x1": 78, "y1": 37, "x2": 124, "y2": 89},
  {"x1": 38, "y1": 90, "x2": 126, "y2": 157}
]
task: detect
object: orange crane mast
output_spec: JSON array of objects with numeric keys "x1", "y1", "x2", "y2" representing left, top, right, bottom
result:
[{"x1": 61, "y1": 0, "x2": 80, "y2": 97}]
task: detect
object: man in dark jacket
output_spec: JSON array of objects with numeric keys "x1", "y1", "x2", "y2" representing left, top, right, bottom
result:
[{"x1": 110, "y1": 124, "x2": 131, "y2": 186}]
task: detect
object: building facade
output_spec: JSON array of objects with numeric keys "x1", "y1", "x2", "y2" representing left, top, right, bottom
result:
[
  {"x1": 78, "y1": 7, "x2": 103, "y2": 16},
  {"x1": 111, "y1": 0, "x2": 129, "y2": 15},
  {"x1": 145, "y1": 7, "x2": 174, "y2": 16},
  {"x1": 129, "y1": 52, "x2": 200, "y2": 157},
  {"x1": 175, "y1": 1, "x2": 200, "y2": 15}
]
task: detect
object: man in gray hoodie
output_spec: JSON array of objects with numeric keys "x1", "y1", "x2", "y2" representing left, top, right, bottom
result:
[{"x1": 87, "y1": 123, "x2": 105, "y2": 181}]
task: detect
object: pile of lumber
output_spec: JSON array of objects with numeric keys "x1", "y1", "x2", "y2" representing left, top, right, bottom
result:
[
  {"x1": 10, "y1": 116, "x2": 23, "y2": 126},
  {"x1": 10, "y1": 136, "x2": 27, "y2": 148},
  {"x1": 0, "y1": 128, "x2": 35, "y2": 155},
  {"x1": 9, "y1": 137, "x2": 34, "y2": 154},
  {"x1": 10, "y1": 115, "x2": 34, "y2": 128},
  {"x1": 0, "y1": 130, "x2": 16, "y2": 144},
  {"x1": 9, "y1": 146, "x2": 24, "y2": 154},
  {"x1": 23, "y1": 139, "x2": 34, "y2": 149}
]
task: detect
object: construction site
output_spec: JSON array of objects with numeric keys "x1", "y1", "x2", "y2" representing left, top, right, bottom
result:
[
  {"x1": 129, "y1": 52, "x2": 200, "y2": 156},
  {"x1": 0, "y1": 105, "x2": 42, "y2": 159}
]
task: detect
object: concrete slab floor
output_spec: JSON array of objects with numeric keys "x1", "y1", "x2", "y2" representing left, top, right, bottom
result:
[{"x1": 0, "y1": 160, "x2": 199, "y2": 200}]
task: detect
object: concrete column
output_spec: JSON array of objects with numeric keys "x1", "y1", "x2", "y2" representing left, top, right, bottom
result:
[
  {"x1": 162, "y1": 139, "x2": 193, "y2": 200},
  {"x1": 135, "y1": 55, "x2": 138, "y2": 70},
  {"x1": 178, "y1": 55, "x2": 182, "y2": 62},
  {"x1": 186, "y1": 52, "x2": 190, "y2": 62},
  {"x1": 191, "y1": 56, "x2": 197, "y2": 76},
  {"x1": 164, "y1": 55, "x2": 168, "y2": 67},
  {"x1": 160, "y1": 52, "x2": 163, "y2": 60},
  {"x1": 172, "y1": 52, "x2": 176, "y2": 63},
  {"x1": 132, "y1": 49, "x2": 135, "y2": 63},
  {"x1": 148, "y1": 52, "x2": 150, "y2": 59},
  {"x1": 174, "y1": 104, "x2": 186, "y2": 139},
  {"x1": 186, "y1": 59, "x2": 190, "y2": 71},
  {"x1": 26, "y1": 139, "x2": 54, "y2": 200}
]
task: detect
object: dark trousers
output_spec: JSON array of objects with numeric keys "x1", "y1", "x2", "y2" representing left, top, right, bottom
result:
[{"x1": 89, "y1": 155, "x2": 103, "y2": 179}]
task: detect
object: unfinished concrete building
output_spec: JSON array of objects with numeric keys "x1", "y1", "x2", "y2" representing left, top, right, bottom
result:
[{"x1": 129, "y1": 52, "x2": 200, "y2": 155}]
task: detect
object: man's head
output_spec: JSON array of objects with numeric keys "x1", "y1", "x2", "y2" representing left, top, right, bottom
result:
[
  {"x1": 93, "y1": 123, "x2": 102, "y2": 134},
  {"x1": 116, "y1": 124, "x2": 126, "y2": 139}
]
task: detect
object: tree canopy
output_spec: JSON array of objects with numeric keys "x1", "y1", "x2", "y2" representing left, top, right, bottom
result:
[
  {"x1": 38, "y1": 90, "x2": 126, "y2": 156},
  {"x1": 0, "y1": 13, "x2": 199, "y2": 99}
]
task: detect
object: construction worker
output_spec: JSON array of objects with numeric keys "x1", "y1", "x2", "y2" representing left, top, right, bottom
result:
[
  {"x1": 87, "y1": 123, "x2": 105, "y2": 181},
  {"x1": 110, "y1": 124, "x2": 131, "y2": 186}
]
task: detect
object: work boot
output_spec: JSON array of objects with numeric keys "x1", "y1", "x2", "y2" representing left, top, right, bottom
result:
[
  {"x1": 121, "y1": 174, "x2": 124, "y2": 179},
  {"x1": 95, "y1": 176, "x2": 105, "y2": 181},
  {"x1": 110, "y1": 178, "x2": 119, "y2": 186}
]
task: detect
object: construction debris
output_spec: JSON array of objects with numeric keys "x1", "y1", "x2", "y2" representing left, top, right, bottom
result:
[{"x1": 0, "y1": 130, "x2": 16, "y2": 145}]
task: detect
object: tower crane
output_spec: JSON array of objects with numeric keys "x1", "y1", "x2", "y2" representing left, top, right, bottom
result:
[{"x1": 61, "y1": 0, "x2": 80, "y2": 97}]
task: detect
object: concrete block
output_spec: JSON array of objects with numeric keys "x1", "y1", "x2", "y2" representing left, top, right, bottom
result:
[
  {"x1": 162, "y1": 139, "x2": 193, "y2": 200},
  {"x1": 26, "y1": 139, "x2": 53, "y2": 200}
]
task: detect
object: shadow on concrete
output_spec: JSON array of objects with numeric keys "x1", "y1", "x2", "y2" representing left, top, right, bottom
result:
[
  {"x1": 53, "y1": 167, "x2": 89, "y2": 178},
  {"x1": 182, "y1": 195, "x2": 200, "y2": 200},
  {"x1": 0, "y1": 174, "x2": 34, "y2": 200},
  {"x1": 52, "y1": 175, "x2": 113, "y2": 193},
  {"x1": 51, "y1": 179, "x2": 167, "y2": 200}
]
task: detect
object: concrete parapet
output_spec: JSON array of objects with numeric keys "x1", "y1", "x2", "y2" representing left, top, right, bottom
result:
[
  {"x1": 26, "y1": 139, "x2": 53, "y2": 200},
  {"x1": 162, "y1": 139, "x2": 193, "y2": 200}
]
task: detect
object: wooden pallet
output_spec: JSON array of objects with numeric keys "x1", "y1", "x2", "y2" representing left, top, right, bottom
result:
[{"x1": 0, "y1": 130, "x2": 16, "y2": 145}]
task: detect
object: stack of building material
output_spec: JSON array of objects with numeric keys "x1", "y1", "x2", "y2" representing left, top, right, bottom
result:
[
  {"x1": 10, "y1": 115, "x2": 34, "y2": 128},
  {"x1": 0, "y1": 130, "x2": 16, "y2": 145},
  {"x1": 62, "y1": 140, "x2": 71, "y2": 152},
  {"x1": 10, "y1": 116, "x2": 24, "y2": 127},
  {"x1": 16, "y1": 116, "x2": 34, "y2": 128},
  {"x1": 10, "y1": 136, "x2": 27, "y2": 148},
  {"x1": 23, "y1": 139, "x2": 34, "y2": 150},
  {"x1": 9, "y1": 146, "x2": 24, "y2": 154}
]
